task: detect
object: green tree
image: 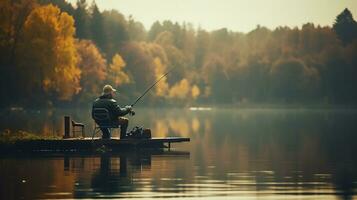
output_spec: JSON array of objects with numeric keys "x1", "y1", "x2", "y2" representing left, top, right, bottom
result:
[
  {"x1": 148, "y1": 21, "x2": 163, "y2": 41},
  {"x1": 202, "y1": 55, "x2": 232, "y2": 103},
  {"x1": 38, "y1": 0, "x2": 74, "y2": 15},
  {"x1": 269, "y1": 58, "x2": 318, "y2": 102},
  {"x1": 90, "y1": 1, "x2": 105, "y2": 50},
  {"x1": 128, "y1": 15, "x2": 146, "y2": 41},
  {"x1": 194, "y1": 29, "x2": 210, "y2": 68},
  {"x1": 74, "y1": 0, "x2": 90, "y2": 39},
  {"x1": 102, "y1": 10, "x2": 129, "y2": 59},
  {"x1": 333, "y1": 8, "x2": 357, "y2": 45}
]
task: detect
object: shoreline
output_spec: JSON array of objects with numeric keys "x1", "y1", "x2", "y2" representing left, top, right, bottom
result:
[{"x1": 2, "y1": 104, "x2": 357, "y2": 113}]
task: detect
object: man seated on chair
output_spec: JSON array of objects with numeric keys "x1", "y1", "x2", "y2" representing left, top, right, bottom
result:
[{"x1": 92, "y1": 85, "x2": 133, "y2": 139}]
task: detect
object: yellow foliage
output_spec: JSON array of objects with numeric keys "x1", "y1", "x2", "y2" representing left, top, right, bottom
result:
[
  {"x1": 122, "y1": 42, "x2": 171, "y2": 98},
  {"x1": 169, "y1": 79, "x2": 190, "y2": 99},
  {"x1": 111, "y1": 54, "x2": 126, "y2": 71},
  {"x1": 168, "y1": 79, "x2": 200, "y2": 100},
  {"x1": 153, "y1": 57, "x2": 169, "y2": 96},
  {"x1": 109, "y1": 54, "x2": 131, "y2": 87},
  {"x1": 76, "y1": 40, "x2": 107, "y2": 96},
  {"x1": 21, "y1": 4, "x2": 80, "y2": 100}
]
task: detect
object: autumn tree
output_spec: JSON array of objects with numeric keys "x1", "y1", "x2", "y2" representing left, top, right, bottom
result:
[
  {"x1": 169, "y1": 79, "x2": 191, "y2": 99},
  {"x1": 153, "y1": 57, "x2": 169, "y2": 97},
  {"x1": 108, "y1": 54, "x2": 131, "y2": 88},
  {"x1": 2, "y1": 3, "x2": 357, "y2": 107},
  {"x1": 0, "y1": 0, "x2": 37, "y2": 105},
  {"x1": 168, "y1": 79, "x2": 201, "y2": 103},
  {"x1": 19, "y1": 4, "x2": 81, "y2": 102},
  {"x1": 76, "y1": 40, "x2": 106, "y2": 101},
  {"x1": 0, "y1": 0, "x2": 36, "y2": 64},
  {"x1": 154, "y1": 31, "x2": 187, "y2": 84},
  {"x1": 120, "y1": 43, "x2": 155, "y2": 92}
]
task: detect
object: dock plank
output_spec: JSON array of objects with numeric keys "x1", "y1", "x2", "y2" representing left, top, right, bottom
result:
[{"x1": 2, "y1": 137, "x2": 190, "y2": 152}]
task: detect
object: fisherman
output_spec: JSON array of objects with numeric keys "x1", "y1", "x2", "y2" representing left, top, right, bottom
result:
[{"x1": 92, "y1": 85, "x2": 133, "y2": 139}]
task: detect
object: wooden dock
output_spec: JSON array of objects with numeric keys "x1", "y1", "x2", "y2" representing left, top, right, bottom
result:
[{"x1": 1, "y1": 137, "x2": 190, "y2": 153}]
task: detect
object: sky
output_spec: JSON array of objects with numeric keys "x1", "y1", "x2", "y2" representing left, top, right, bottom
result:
[{"x1": 68, "y1": 0, "x2": 357, "y2": 33}]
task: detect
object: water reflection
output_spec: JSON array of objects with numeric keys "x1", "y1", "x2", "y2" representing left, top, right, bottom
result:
[
  {"x1": 72, "y1": 151, "x2": 190, "y2": 198},
  {"x1": 1, "y1": 108, "x2": 357, "y2": 199}
]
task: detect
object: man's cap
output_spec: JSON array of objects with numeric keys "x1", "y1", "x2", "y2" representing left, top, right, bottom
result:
[{"x1": 102, "y1": 84, "x2": 117, "y2": 95}]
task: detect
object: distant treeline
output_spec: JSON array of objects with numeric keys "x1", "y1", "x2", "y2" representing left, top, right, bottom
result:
[{"x1": 0, "y1": 0, "x2": 357, "y2": 108}]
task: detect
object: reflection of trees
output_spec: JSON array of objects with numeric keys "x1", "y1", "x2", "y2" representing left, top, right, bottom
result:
[
  {"x1": 131, "y1": 108, "x2": 203, "y2": 138},
  {"x1": 141, "y1": 109, "x2": 357, "y2": 198},
  {"x1": 131, "y1": 108, "x2": 357, "y2": 192}
]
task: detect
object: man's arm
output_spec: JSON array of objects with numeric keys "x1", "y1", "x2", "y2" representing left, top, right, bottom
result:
[{"x1": 111, "y1": 101, "x2": 130, "y2": 117}]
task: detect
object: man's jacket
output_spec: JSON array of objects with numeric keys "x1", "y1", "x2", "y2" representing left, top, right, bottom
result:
[{"x1": 92, "y1": 94, "x2": 130, "y2": 121}]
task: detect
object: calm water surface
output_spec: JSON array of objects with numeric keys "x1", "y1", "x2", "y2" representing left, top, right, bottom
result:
[{"x1": 0, "y1": 108, "x2": 357, "y2": 199}]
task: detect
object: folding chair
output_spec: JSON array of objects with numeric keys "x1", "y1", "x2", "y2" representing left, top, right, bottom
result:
[{"x1": 92, "y1": 108, "x2": 118, "y2": 140}]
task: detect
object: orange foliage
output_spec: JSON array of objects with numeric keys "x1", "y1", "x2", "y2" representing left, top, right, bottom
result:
[
  {"x1": 169, "y1": 79, "x2": 190, "y2": 99},
  {"x1": 153, "y1": 57, "x2": 169, "y2": 96},
  {"x1": 21, "y1": 4, "x2": 80, "y2": 100},
  {"x1": 109, "y1": 54, "x2": 131, "y2": 87},
  {"x1": 76, "y1": 39, "x2": 107, "y2": 98}
]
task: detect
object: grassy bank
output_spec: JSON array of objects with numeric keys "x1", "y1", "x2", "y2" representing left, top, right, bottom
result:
[{"x1": 0, "y1": 130, "x2": 61, "y2": 145}]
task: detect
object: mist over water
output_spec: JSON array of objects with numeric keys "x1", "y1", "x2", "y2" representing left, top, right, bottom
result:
[{"x1": 0, "y1": 108, "x2": 357, "y2": 199}]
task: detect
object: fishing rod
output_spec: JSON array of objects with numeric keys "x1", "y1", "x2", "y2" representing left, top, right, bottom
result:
[{"x1": 131, "y1": 67, "x2": 175, "y2": 107}]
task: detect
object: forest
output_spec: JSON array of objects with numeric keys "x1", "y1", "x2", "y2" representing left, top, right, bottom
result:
[{"x1": 1, "y1": 0, "x2": 357, "y2": 108}]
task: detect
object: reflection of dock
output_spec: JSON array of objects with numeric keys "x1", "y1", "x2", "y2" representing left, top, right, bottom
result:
[
  {"x1": 2, "y1": 137, "x2": 190, "y2": 152},
  {"x1": 64, "y1": 150, "x2": 190, "y2": 171},
  {"x1": 67, "y1": 150, "x2": 190, "y2": 198}
]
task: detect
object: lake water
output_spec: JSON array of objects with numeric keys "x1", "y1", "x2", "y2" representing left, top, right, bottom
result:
[{"x1": 0, "y1": 108, "x2": 357, "y2": 199}]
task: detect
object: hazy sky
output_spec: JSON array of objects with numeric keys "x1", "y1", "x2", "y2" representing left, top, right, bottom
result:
[{"x1": 68, "y1": 0, "x2": 357, "y2": 33}]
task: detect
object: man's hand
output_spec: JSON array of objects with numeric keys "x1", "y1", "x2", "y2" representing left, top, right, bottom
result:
[
  {"x1": 125, "y1": 105, "x2": 132, "y2": 111},
  {"x1": 130, "y1": 110, "x2": 135, "y2": 116},
  {"x1": 125, "y1": 105, "x2": 135, "y2": 116}
]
